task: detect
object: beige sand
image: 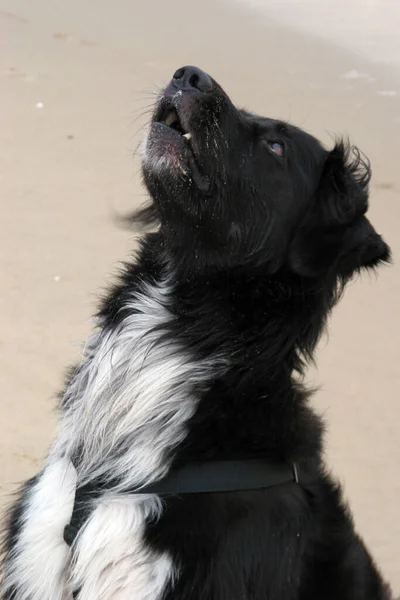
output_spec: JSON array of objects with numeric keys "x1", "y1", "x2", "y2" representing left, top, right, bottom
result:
[{"x1": 1, "y1": 0, "x2": 399, "y2": 590}]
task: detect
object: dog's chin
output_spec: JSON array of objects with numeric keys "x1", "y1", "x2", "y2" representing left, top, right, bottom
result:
[{"x1": 142, "y1": 123, "x2": 210, "y2": 193}]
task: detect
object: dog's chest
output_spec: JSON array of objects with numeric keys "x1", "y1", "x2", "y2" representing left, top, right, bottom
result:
[
  {"x1": 55, "y1": 279, "x2": 222, "y2": 491},
  {"x1": 8, "y1": 280, "x2": 224, "y2": 600}
]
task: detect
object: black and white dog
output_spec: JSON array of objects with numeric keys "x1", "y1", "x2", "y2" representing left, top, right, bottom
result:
[{"x1": 1, "y1": 66, "x2": 394, "y2": 600}]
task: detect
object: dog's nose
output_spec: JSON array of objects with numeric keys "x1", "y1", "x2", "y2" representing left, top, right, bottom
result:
[{"x1": 172, "y1": 66, "x2": 213, "y2": 93}]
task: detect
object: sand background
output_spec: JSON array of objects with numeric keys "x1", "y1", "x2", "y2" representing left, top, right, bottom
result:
[{"x1": 1, "y1": 0, "x2": 399, "y2": 590}]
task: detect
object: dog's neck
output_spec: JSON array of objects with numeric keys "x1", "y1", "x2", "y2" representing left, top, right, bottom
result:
[
  {"x1": 121, "y1": 234, "x2": 327, "y2": 465},
  {"x1": 163, "y1": 266, "x2": 326, "y2": 464},
  {"x1": 58, "y1": 233, "x2": 326, "y2": 489}
]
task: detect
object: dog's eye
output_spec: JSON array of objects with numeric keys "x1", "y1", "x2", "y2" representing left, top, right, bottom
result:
[{"x1": 268, "y1": 141, "x2": 284, "y2": 157}]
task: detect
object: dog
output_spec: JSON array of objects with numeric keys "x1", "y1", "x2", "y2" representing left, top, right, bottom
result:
[{"x1": 0, "y1": 66, "x2": 394, "y2": 600}]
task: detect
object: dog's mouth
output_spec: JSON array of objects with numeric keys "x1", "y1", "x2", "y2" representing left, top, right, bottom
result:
[
  {"x1": 144, "y1": 97, "x2": 210, "y2": 191},
  {"x1": 156, "y1": 106, "x2": 192, "y2": 143},
  {"x1": 142, "y1": 67, "x2": 236, "y2": 196}
]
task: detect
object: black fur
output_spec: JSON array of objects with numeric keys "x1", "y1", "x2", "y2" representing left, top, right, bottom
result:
[
  {"x1": 138, "y1": 67, "x2": 392, "y2": 598},
  {"x1": 1, "y1": 66, "x2": 393, "y2": 599}
]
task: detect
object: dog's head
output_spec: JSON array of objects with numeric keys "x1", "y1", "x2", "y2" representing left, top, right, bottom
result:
[{"x1": 142, "y1": 66, "x2": 390, "y2": 279}]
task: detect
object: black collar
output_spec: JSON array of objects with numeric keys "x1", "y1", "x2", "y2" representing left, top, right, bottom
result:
[
  {"x1": 64, "y1": 459, "x2": 300, "y2": 547},
  {"x1": 137, "y1": 459, "x2": 299, "y2": 494}
]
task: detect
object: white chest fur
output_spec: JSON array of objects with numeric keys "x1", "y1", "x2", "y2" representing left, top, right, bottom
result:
[
  {"x1": 56, "y1": 277, "x2": 222, "y2": 489},
  {"x1": 2, "y1": 278, "x2": 224, "y2": 600}
]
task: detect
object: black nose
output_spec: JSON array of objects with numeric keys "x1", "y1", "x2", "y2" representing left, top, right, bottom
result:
[{"x1": 172, "y1": 66, "x2": 213, "y2": 93}]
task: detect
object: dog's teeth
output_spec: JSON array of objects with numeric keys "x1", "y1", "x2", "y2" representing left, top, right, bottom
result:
[
  {"x1": 165, "y1": 112, "x2": 177, "y2": 126},
  {"x1": 182, "y1": 133, "x2": 192, "y2": 140}
]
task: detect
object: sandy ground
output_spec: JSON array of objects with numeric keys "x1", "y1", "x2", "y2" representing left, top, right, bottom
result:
[{"x1": 1, "y1": 0, "x2": 399, "y2": 591}]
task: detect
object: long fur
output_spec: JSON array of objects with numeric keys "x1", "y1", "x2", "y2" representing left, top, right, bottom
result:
[
  {"x1": 54, "y1": 276, "x2": 227, "y2": 490},
  {"x1": 70, "y1": 493, "x2": 173, "y2": 600},
  {"x1": 2, "y1": 460, "x2": 76, "y2": 600},
  {"x1": 2, "y1": 276, "x2": 226, "y2": 599}
]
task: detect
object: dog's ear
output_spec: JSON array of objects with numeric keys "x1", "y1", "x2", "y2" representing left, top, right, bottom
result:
[{"x1": 288, "y1": 140, "x2": 390, "y2": 278}]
